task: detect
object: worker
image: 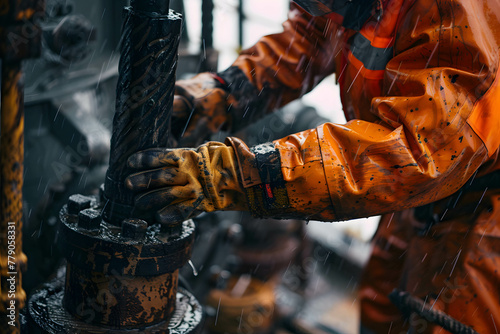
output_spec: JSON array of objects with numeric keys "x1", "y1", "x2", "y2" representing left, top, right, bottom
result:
[{"x1": 125, "y1": 0, "x2": 500, "y2": 333}]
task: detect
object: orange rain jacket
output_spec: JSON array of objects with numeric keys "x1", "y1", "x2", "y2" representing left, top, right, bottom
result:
[{"x1": 216, "y1": 0, "x2": 500, "y2": 333}]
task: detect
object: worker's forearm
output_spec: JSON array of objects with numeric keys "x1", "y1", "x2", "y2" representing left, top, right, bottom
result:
[{"x1": 218, "y1": 4, "x2": 338, "y2": 131}]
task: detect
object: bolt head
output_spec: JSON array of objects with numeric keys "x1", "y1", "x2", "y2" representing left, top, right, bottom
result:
[
  {"x1": 68, "y1": 194, "x2": 92, "y2": 214},
  {"x1": 160, "y1": 221, "x2": 182, "y2": 238},
  {"x1": 122, "y1": 218, "x2": 148, "y2": 239},
  {"x1": 78, "y1": 209, "x2": 101, "y2": 231}
]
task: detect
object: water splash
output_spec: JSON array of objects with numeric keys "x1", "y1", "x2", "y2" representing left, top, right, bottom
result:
[{"x1": 188, "y1": 259, "x2": 198, "y2": 277}]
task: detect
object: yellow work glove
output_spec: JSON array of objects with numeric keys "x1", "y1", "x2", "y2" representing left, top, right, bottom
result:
[
  {"x1": 125, "y1": 142, "x2": 248, "y2": 223},
  {"x1": 172, "y1": 73, "x2": 236, "y2": 147}
]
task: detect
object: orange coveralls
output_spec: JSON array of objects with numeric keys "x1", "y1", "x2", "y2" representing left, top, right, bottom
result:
[{"x1": 216, "y1": 1, "x2": 500, "y2": 333}]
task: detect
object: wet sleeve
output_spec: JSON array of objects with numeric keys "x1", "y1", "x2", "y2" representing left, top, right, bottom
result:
[
  {"x1": 218, "y1": 3, "x2": 339, "y2": 131},
  {"x1": 228, "y1": 0, "x2": 500, "y2": 221}
]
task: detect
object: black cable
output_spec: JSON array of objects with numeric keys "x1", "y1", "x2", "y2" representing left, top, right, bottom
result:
[{"x1": 389, "y1": 289, "x2": 478, "y2": 334}]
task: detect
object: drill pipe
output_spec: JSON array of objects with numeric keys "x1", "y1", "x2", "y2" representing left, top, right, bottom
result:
[{"x1": 103, "y1": 0, "x2": 182, "y2": 229}]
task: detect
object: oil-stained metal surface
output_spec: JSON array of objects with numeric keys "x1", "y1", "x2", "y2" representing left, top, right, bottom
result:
[
  {"x1": 104, "y1": 5, "x2": 182, "y2": 225},
  {"x1": 63, "y1": 264, "x2": 178, "y2": 328},
  {"x1": 1, "y1": 1, "x2": 43, "y2": 331},
  {"x1": 59, "y1": 196, "x2": 195, "y2": 276},
  {"x1": 0, "y1": 61, "x2": 28, "y2": 333},
  {"x1": 0, "y1": 0, "x2": 45, "y2": 62},
  {"x1": 56, "y1": 194, "x2": 195, "y2": 328},
  {"x1": 28, "y1": 276, "x2": 203, "y2": 333}
]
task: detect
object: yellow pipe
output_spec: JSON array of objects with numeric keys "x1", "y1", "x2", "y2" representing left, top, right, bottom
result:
[{"x1": 1, "y1": 61, "x2": 28, "y2": 333}]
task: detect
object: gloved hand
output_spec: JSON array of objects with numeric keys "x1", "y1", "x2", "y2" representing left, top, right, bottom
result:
[
  {"x1": 125, "y1": 142, "x2": 248, "y2": 223},
  {"x1": 172, "y1": 73, "x2": 236, "y2": 147}
]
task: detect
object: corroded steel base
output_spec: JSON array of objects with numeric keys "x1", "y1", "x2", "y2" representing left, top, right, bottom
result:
[
  {"x1": 27, "y1": 276, "x2": 203, "y2": 333},
  {"x1": 27, "y1": 193, "x2": 201, "y2": 332}
]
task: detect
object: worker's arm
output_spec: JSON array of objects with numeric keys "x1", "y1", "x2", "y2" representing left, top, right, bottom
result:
[
  {"x1": 227, "y1": 0, "x2": 500, "y2": 221},
  {"x1": 172, "y1": 4, "x2": 338, "y2": 146},
  {"x1": 128, "y1": 1, "x2": 500, "y2": 223},
  {"x1": 219, "y1": 3, "x2": 338, "y2": 127}
]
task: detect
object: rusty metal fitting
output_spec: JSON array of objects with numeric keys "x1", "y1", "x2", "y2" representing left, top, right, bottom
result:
[
  {"x1": 161, "y1": 220, "x2": 183, "y2": 237},
  {"x1": 59, "y1": 194, "x2": 195, "y2": 327},
  {"x1": 28, "y1": 277, "x2": 203, "y2": 333},
  {"x1": 77, "y1": 208, "x2": 101, "y2": 231},
  {"x1": 121, "y1": 218, "x2": 148, "y2": 239},
  {"x1": 25, "y1": 193, "x2": 201, "y2": 331},
  {"x1": 29, "y1": 191, "x2": 202, "y2": 333},
  {"x1": 67, "y1": 194, "x2": 92, "y2": 214}
]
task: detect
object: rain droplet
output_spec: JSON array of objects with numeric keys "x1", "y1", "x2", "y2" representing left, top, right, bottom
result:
[{"x1": 188, "y1": 259, "x2": 198, "y2": 276}]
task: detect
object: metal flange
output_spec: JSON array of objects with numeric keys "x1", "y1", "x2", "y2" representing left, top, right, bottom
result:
[
  {"x1": 51, "y1": 193, "x2": 197, "y2": 329},
  {"x1": 59, "y1": 195, "x2": 195, "y2": 276},
  {"x1": 28, "y1": 275, "x2": 203, "y2": 333}
]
